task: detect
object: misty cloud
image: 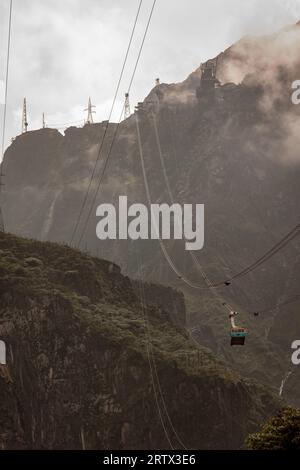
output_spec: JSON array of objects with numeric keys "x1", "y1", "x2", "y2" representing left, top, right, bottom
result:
[
  {"x1": 215, "y1": 19, "x2": 300, "y2": 165},
  {"x1": 1, "y1": 0, "x2": 300, "y2": 157}
]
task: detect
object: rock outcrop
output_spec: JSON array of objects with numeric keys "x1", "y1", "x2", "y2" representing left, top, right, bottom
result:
[
  {"x1": 1, "y1": 23, "x2": 300, "y2": 405},
  {"x1": 0, "y1": 232, "x2": 280, "y2": 449}
]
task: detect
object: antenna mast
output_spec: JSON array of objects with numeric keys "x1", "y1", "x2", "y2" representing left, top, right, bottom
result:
[
  {"x1": 22, "y1": 98, "x2": 28, "y2": 133},
  {"x1": 124, "y1": 93, "x2": 131, "y2": 119},
  {"x1": 42, "y1": 112, "x2": 46, "y2": 129},
  {"x1": 84, "y1": 97, "x2": 96, "y2": 124}
]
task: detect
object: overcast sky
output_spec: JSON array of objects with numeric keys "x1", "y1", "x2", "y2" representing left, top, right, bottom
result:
[{"x1": 1, "y1": 0, "x2": 300, "y2": 154}]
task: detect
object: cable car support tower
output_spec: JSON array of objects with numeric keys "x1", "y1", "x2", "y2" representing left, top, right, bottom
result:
[
  {"x1": 22, "y1": 98, "x2": 28, "y2": 133},
  {"x1": 124, "y1": 93, "x2": 131, "y2": 119},
  {"x1": 84, "y1": 97, "x2": 96, "y2": 124}
]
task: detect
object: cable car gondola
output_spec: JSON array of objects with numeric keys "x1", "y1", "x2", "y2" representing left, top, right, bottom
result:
[{"x1": 229, "y1": 311, "x2": 248, "y2": 346}]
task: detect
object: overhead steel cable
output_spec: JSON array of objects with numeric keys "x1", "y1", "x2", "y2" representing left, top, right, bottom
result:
[
  {"x1": 135, "y1": 252, "x2": 247, "y2": 446},
  {"x1": 70, "y1": 0, "x2": 143, "y2": 246},
  {"x1": 0, "y1": 0, "x2": 13, "y2": 232},
  {"x1": 149, "y1": 343, "x2": 188, "y2": 450},
  {"x1": 136, "y1": 257, "x2": 175, "y2": 449},
  {"x1": 148, "y1": 104, "x2": 300, "y2": 291},
  {"x1": 151, "y1": 110, "x2": 236, "y2": 312},
  {"x1": 138, "y1": 109, "x2": 300, "y2": 319},
  {"x1": 253, "y1": 293, "x2": 300, "y2": 315},
  {"x1": 1, "y1": 0, "x2": 13, "y2": 162},
  {"x1": 136, "y1": 253, "x2": 188, "y2": 449},
  {"x1": 135, "y1": 110, "x2": 234, "y2": 315},
  {"x1": 215, "y1": 223, "x2": 300, "y2": 286},
  {"x1": 151, "y1": 109, "x2": 222, "y2": 290},
  {"x1": 150, "y1": 110, "x2": 300, "y2": 322},
  {"x1": 76, "y1": 0, "x2": 157, "y2": 248}
]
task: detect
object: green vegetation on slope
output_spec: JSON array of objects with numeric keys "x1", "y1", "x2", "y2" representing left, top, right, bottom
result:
[
  {"x1": 247, "y1": 408, "x2": 300, "y2": 450},
  {"x1": 0, "y1": 232, "x2": 281, "y2": 449},
  {"x1": 0, "y1": 231, "x2": 235, "y2": 380}
]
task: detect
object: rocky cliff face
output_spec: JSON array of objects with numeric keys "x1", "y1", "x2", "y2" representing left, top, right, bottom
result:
[
  {"x1": 0, "y1": 232, "x2": 280, "y2": 449},
  {"x1": 1, "y1": 23, "x2": 300, "y2": 405},
  {"x1": 131, "y1": 281, "x2": 186, "y2": 327}
]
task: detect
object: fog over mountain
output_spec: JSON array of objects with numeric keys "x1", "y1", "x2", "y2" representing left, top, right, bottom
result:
[
  {"x1": 1, "y1": 2, "x2": 300, "y2": 453},
  {"x1": 1, "y1": 0, "x2": 300, "y2": 151},
  {"x1": 2, "y1": 20, "x2": 300, "y2": 408}
]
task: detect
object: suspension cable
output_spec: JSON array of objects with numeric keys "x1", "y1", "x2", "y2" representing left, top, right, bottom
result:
[
  {"x1": 76, "y1": 0, "x2": 157, "y2": 248},
  {"x1": 253, "y1": 293, "x2": 300, "y2": 315},
  {"x1": 136, "y1": 110, "x2": 234, "y2": 316},
  {"x1": 148, "y1": 108, "x2": 300, "y2": 319},
  {"x1": 136, "y1": 257, "x2": 175, "y2": 449},
  {"x1": 1, "y1": 0, "x2": 13, "y2": 162},
  {"x1": 70, "y1": 0, "x2": 144, "y2": 245},
  {"x1": 0, "y1": 0, "x2": 13, "y2": 232},
  {"x1": 146, "y1": 104, "x2": 300, "y2": 291}
]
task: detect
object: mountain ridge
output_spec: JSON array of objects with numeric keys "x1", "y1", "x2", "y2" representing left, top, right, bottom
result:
[
  {"x1": 2, "y1": 21, "x2": 300, "y2": 406},
  {"x1": 0, "y1": 231, "x2": 281, "y2": 449}
]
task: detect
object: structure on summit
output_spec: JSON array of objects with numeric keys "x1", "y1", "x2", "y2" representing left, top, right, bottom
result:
[
  {"x1": 22, "y1": 98, "x2": 28, "y2": 134},
  {"x1": 124, "y1": 93, "x2": 131, "y2": 119},
  {"x1": 200, "y1": 59, "x2": 220, "y2": 90},
  {"x1": 84, "y1": 97, "x2": 96, "y2": 124}
]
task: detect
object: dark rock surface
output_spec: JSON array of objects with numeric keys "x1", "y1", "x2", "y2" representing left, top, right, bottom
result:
[
  {"x1": 1, "y1": 23, "x2": 300, "y2": 406},
  {"x1": 0, "y1": 232, "x2": 280, "y2": 449}
]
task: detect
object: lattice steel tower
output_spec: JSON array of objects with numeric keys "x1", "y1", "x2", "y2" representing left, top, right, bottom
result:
[
  {"x1": 84, "y1": 97, "x2": 96, "y2": 124},
  {"x1": 22, "y1": 98, "x2": 28, "y2": 133},
  {"x1": 124, "y1": 93, "x2": 131, "y2": 119}
]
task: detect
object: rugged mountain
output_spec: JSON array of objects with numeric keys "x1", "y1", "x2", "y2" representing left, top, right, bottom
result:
[
  {"x1": 0, "y1": 232, "x2": 280, "y2": 449},
  {"x1": 2, "y1": 23, "x2": 300, "y2": 404}
]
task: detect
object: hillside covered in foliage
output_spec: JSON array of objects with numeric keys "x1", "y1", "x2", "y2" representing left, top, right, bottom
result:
[{"x1": 0, "y1": 232, "x2": 281, "y2": 449}]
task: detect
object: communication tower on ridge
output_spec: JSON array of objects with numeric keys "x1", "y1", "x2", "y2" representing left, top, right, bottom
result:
[
  {"x1": 124, "y1": 93, "x2": 131, "y2": 119},
  {"x1": 84, "y1": 97, "x2": 96, "y2": 124},
  {"x1": 22, "y1": 98, "x2": 28, "y2": 133}
]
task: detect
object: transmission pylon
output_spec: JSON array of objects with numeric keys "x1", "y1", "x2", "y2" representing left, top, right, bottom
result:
[
  {"x1": 124, "y1": 93, "x2": 131, "y2": 119},
  {"x1": 22, "y1": 98, "x2": 28, "y2": 133},
  {"x1": 84, "y1": 97, "x2": 96, "y2": 124}
]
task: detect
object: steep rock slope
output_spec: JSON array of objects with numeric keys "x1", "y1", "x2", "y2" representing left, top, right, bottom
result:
[
  {"x1": 0, "y1": 232, "x2": 280, "y2": 449},
  {"x1": 2, "y1": 23, "x2": 300, "y2": 403}
]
